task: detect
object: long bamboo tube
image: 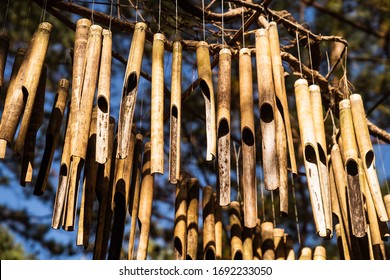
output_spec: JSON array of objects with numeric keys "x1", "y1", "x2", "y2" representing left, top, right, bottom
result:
[
  {"x1": 186, "y1": 178, "x2": 199, "y2": 260},
  {"x1": 268, "y1": 22, "x2": 297, "y2": 176},
  {"x1": 294, "y1": 78, "x2": 327, "y2": 237},
  {"x1": 284, "y1": 234, "x2": 295, "y2": 260},
  {"x1": 196, "y1": 41, "x2": 216, "y2": 161},
  {"x1": 313, "y1": 246, "x2": 326, "y2": 260},
  {"x1": 137, "y1": 142, "x2": 154, "y2": 260},
  {"x1": 20, "y1": 66, "x2": 46, "y2": 186},
  {"x1": 0, "y1": 22, "x2": 52, "y2": 157},
  {"x1": 229, "y1": 201, "x2": 243, "y2": 260},
  {"x1": 339, "y1": 99, "x2": 366, "y2": 237},
  {"x1": 310, "y1": 84, "x2": 332, "y2": 237},
  {"x1": 35, "y1": 79, "x2": 69, "y2": 195},
  {"x1": 239, "y1": 48, "x2": 257, "y2": 229},
  {"x1": 274, "y1": 228, "x2": 285, "y2": 260},
  {"x1": 96, "y1": 29, "x2": 112, "y2": 164},
  {"x1": 169, "y1": 40, "x2": 182, "y2": 184},
  {"x1": 203, "y1": 186, "x2": 216, "y2": 260},
  {"x1": 253, "y1": 219, "x2": 262, "y2": 260},
  {"x1": 217, "y1": 48, "x2": 231, "y2": 206},
  {"x1": 214, "y1": 193, "x2": 223, "y2": 260},
  {"x1": 299, "y1": 247, "x2": 312, "y2": 260},
  {"x1": 350, "y1": 93, "x2": 388, "y2": 222},
  {"x1": 117, "y1": 22, "x2": 147, "y2": 159},
  {"x1": 261, "y1": 222, "x2": 275, "y2": 260},
  {"x1": 256, "y1": 28, "x2": 279, "y2": 191},
  {"x1": 174, "y1": 175, "x2": 188, "y2": 260},
  {"x1": 0, "y1": 31, "x2": 9, "y2": 94},
  {"x1": 128, "y1": 133, "x2": 143, "y2": 260},
  {"x1": 242, "y1": 226, "x2": 253, "y2": 260}
]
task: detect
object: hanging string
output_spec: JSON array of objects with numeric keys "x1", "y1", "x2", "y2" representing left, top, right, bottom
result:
[
  {"x1": 290, "y1": 174, "x2": 301, "y2": 245},
  {"x1": 135, "y1": 0, "x2": 139, "y2": 23},
  {"x1": 342, "y1": 47, "x2": 349, "y2": 99},
  {"x1": 202, "y1": 0, "x2": 206, "y2": 41},
  {"x1": 39, "y1": 0, "x2": 48, "y2": 23},
  {"x1": 91, "y1": 0, "x2": 95, "y2": 24},
  {"x1": 23, "y1": 4, "x2": 32, "y2": 42},
  {"x1": 376, "y1": 136, "x2": 390, "y2": 194},
  {"x1": 221, "y1": 0, "x2": 225, "y2": 46},
  {"x1": 2, "y1": 0, "x2": 10, "y2": 32},
  {"x1": 307, "y1": 31, "x2": 315, "y2": 85},
  {"x1": 296, "y1": 30, "x2": 303, "y2": 78},
  {"x1": 233, "y1": 142, "x2": 241, "y2": 202},
  {"x1": 175, "y1": 0, "x2": 178, "y2": 35},
  {"x1": 109, "y1": 0, "x2": 114, "y2": 30},
  {"x1": 158, "y1": 0, "x2": 161, "y2": 32},
  {"x1": 241, "y1": 6, "x2": 245, "y2": 48}
]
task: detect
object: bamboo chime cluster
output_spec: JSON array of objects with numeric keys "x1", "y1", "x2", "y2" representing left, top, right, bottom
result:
[{"x1": 0, "y1": 13, "x2": 389, "y2": 260}]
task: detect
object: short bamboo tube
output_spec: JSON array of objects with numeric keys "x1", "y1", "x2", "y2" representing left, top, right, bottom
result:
[
  {"x1": 217, "y1": 48, "x2": 231, "y2": 206},
  {"x1": 274, "y1": 228, "x2": 285, "y2": 260},
  {"x1": 0, "y1": 31, "x2": 9, "y2": 93},
  {"x1": 229, "y1": 201, "x2": 243, "y2": 260},
  {"x1": 253, "y1": 219, "x2": 262, "y2": 260},
  {"x1": 169, "y1": 40, "x2": 182, "y2": 184},
  {"x1": 294, "y1": 78, "x2": 327, "y2": 237},
  {"x1": 117, "y1": 22, "x2": 147, "y2": 159},
  {"x1": 150, "y1": 33, "x2": 165, "y2": 174},
  {"x1": 96, "y1": 29, "x2": 112, "y2": 164},
  {"x1": 239, "y1": 48, "x2": 257, "y2": 229},
  {"x1": 313, "y1": 246, "x2": 326, "y2": 260},
  {"x1": 203, "y1": 186, "x2": 216, "y2": 260},
  {"x1": 214, "y1": 195, "x2": 223, "y2": 260},
  {"x1": 186, "y1": 178, "x2": 199, "y2": 260},
  {"x1": 35, "y1": 79, "x2": 69, "y2": 195},
  {"x1": 350, "y1": 93, "x2": 388, "y2": 222},
  {"x1": 242, "y1": 227, "x2": 253, "y2": 260},
  {"x1": 196, "y1": 41, "x2": 216, "y2": 161},
  {"x1": 256, "y1": 28, "x2": 279, "y2": 191},
  {"x1": 299, "y1": 247, "x2": 312, "y2": 260},
  {"x1": 174, "y1": 175, "x2": 188, "y2": 260},
  {"x1": 261, "y1": 222, "x2": 275, "y2": 260},
  {"x1": 284, "y1": 234, "x2": 295, "y2": 260}
]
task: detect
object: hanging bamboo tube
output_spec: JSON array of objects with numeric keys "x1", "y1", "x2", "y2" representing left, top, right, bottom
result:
[
  {"x1": 253, "y1": 219, "x2": 262, "y2": 260},
  {"x1": 242, "y1": 227, "x2": 253, "y2": 260},
  {"x1": 196, "y1": 41, "x2": 216, "y2": 161},
  {"x1": 35, "y1": 79, "x2": 69, "y2": 195},
  {"x1": 93, "y1": 117, "x2": 115, "y2": 260},
  {"x1": 339, "y1": 99, "x2": 366, "y2": 237},
  {"x1": 261, "y1": 222, "x2": 275, "y2": 260},
  {"x1": 174, "y1": 175, "x2": 188, "y2": 260},
  {"x1": 350, "y1": 93, "x2": 388, "y2": 222},
  {"x1": 214, "y1": 193, "x2": 223, "y2": 260},
  {"x1": 310, "y1": 84, "x2": 332, "y2": 237},
  {"x1": 0, "y1": 22, "x2": 52, "y2": 158},
  {"x1": 294, "y1": 78, "x2": 327, "y2": 237},
  {"x1": 96, "y1": 29, "x2": 112, "y2": 164},
  {"x1": 117, "y1": 22, "x2": 147, "y2": 159},
  {"x1": 274, "y1": 228, "x2": 285, "y2": 260},
  {"x1": 150, "y1": 33, "x2": 165, "y2": 174},
  {"x1": 216, "y1": 48, "x2": 231, "y2": 206},
  {"x1": 335, "y1": 224, "x2": 346, "y2": 259},
  {"x1": 169, "y1": 40, "x2": 182, "y2": 184},
  {"x1": 137, "y1": 141, "x2": 154, "y2": 260},
  {"x1": 256, "y1": 28, "x2": 279, "y2": 192},
  {"x1": 203, "y1": 186, "x2": 216, "y2": 260},
  {"x1": 229, "y1": 201, "x2": 243, "y2": 260},
  {"x1": 299, "y1": 247, "x2": 312, "y2": 260},
  {"x1": 128, "y1": 133, "x2": 143, "y2": 260},
  {"x1": 186, "y1": 178, "x2": 199, "y2": 260},
  {"x1": 313, "y1": 246, "x2": 326, "y2": 260},
  {"x1": 0, "y1": 31, "x2": 9, "y2": 94},
  {"x1": 239, "y1": 48, "x2": 257, "y2": 229},
  {"x1": 384, "y1": 195, "x2": 390, "y2": 220},
  {"x1": 20, "y1": 66, "x2": 46, "y2": 186},
  {"x1": 284, "y1": 234, "x2": 295, "y2": 260}
]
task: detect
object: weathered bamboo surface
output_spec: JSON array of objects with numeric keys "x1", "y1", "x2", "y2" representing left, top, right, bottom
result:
[{"x1": 186, "y1": 178, "x2": 199, "y2": 260}]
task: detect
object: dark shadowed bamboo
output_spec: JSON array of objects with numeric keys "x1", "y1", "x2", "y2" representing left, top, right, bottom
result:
[
  {"x1": 274, "y1": 228, "x2": 285, "y2": 260},
  {"x1": 186, "y1": 178, "x2": 199, "y2": 260},
  {"x1": 174, "y1": 175, "x2": 188, "y2": 260},
  {"x1": 253, "y1": 219, "x2": 262, "y2": 260},
  {"x1": 203, "y1": 186, "x2": 216, "y2": 260},
  {"x1": 214, "y1": 194, "x2": 223, "y2": 260},
  {"x1": 242, "y1": 226, "x2": 253, "y2": 260},
  {"x1": 261, "y1": 222, "x2": 275, "y2": 260},
  {"x1": 229, "y1": 201, "x2": 243, "y2": 260},
  {"x1": 384, "y1": 195, "x2": 390, "y2": 221},
  {"x1": 0, "y1": 31, "x2": 9, "y2": 94},
  {"x1": 284, "y1": 234, "x2": 295, "y2": 260}
]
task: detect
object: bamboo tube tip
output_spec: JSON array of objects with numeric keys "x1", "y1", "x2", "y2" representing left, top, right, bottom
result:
[
  {"x1": 255, "y1": 28, "x2": 268, "y2": 37},
  {"x1": 299, "y1": 247, "x2": 312, "y2": 259},
  {"x1": 59, "y1": 78, "x2": 70, "y2": 89},
  {"x1": 239, "y1": 48, "x2": 251, "y2": 56},
  {"x1": 313, "y1": 246, "x2": 326, "y2": 259},
  {"x1": 77, "y1": 18, "x2": 92, "y2": 27},
  {"x1": 136, "y1": 133, "x2": 143, "y2": 142},
  {"x1": 144, "y1": 141, "x2": 151, "y2": 151},
  {"x1": 135, "y1": 21, "x2": 148, "y2": 30},
  {"x1": 261, "y1": 221, "x2": 274, "y2": 232},
  {"x1": 294, "y1": 78, "x2": 308, "y2": 87},
  {"x1": 339, "y1": 99, "x2": 351, "y2": 110},
  {"x1": 229, "y1": 200, "x2": 240, "y2": 209},
  {"x1": 196, "y1": 41, "x2": 209, "y2": 48},
  {"x1": 39, "y1": 21, "x2": 53, "y2": 32},
  {"x1": 309, "y1": 84, "x2": 320, "y2": 92},
  {"x1": 90, "y1": 24, "x2": 103, "y2": 34},
  {"x1": 274, "y1": 228, "x2": 285, "y2": 237},
  {"x1": 16, "y1": 47, "x2": 26, "y2": 56},
  {"x1": 0, "y1": 31, "x2": 9, "y2": 41},
  {"x1": 350, "y1": 93, "x2": 362, "y2": 102},
  {"x1": 102, "y1": 29, "x2": 112, "y2": 37},
  {"x1": 153, "y1": 33, "x2": 165, "y2": 42},
  {"x1": 109, "y1": 116, "x2": 116, "y2": 124},
  {"x1": 269, "y1": 21, "x2": 277, "y2": 27},
  {"x1": 219, "y1": 48, "x2": 231, "y2": 56},
  {"x1": 0, "y1": 140, "x2": 8, "y2": 158}
]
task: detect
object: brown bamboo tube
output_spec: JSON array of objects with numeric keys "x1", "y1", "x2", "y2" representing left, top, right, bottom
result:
[
  {"x1": 174, "y1": 175, "x2": 188, "y2": 260},
  {"x1": 214, "y1": 193, "x2": 223, "y2": 260},
  {"x1": 196, "y1": 41, "x2": 216, "y2": 161},
  {"x1": 186, "y1": 178, "x2": 199, "y2": 260},
  {"x1": 169, "y1": 40, "x2": 182, "y2": 184},
  {"x1": 268, "y1": 22, "x2": 297, "y2": 176},
  {"x1": 96, "y1": 29, "x2": 112, "y2": 164},
  {"x1": 350, "y1": 93, "x2": 388, "y2": 222},
  {"x1": 284, "y1": 234, "x2": 295, "y2": 260},
  {"x1": 242, "y1": 226, "x2": 253, "y2": 260},
  {"x1": 384, "y1": 195, "x2": 390, "y2": 220},
  {"x1": 150, "y1": 33, "x2": 165, "y2": 175},
  {"x1": 313, "y1": 246, "x2": 327, "y2": 260},
  {"x1": 128, "y1": 133, "x2": 143, "y2": 260},
  {"x1": 35, "y1": 79, "x2": 69, "y2": 195},
  {"x1": 0, "y1": 22, "x2": 52, "y2": 157},
  {"x1": 299, "y1": 247, "x2": 312, "y2": 260},
  {"x1": 216, "y1": 48, "x2": 231, "y2": 206},
  {"x1": 229, "y1": 201, "x2": 243, "y2": 260},
  {"x1": 261, "y1": 221, "x2": 275, "y2": 260},
  {"x1": 0, "y1": 31, "x2": 9, "y2": 94},
  {"x1": 276, "y1": 108, "x2": 288, "y2": 215},
  {"x1": 203, "y1": 186, "x2": 216, "y2": 260},
  {"x1": 20, "y1": 66, "x2": 46, "y2": 186},
  {"x1": 136, "y1": 141, "x2": 154, "y2": 260},
  {"x1": 310, "y1": 84, "x2": 332, "y2": 237},
  {"x1": 239, "y1": 48, "x2": 257, "y2": 229},
  {"x1": 256, "y1": 28, "x2": 279, "y2": 191},
  {"x1": 339, "y1": 99, "x2": 366, "y2": 237},
  {"x1": 294, "y1": 78, "x2": 327, "y2": 237},
  {"x1": 117, "y1": 22, "x2": 147, "y2": 159},
  {"x1": 274, "y1": 228, "x2": 285, "y2": 260},
  {"x1": 253, "y1": 219, "x2": 262, "y2": 260}
]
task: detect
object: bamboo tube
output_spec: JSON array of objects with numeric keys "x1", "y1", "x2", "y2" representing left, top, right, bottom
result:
[
  {"x1": 313, "y1": 246, "x2": 326, "y2": 260},
  {"x1": 256, "y1": 28, "x2": 279, "y2": 191},
  {"x1": 242, "y1": 227, "x2": 253, "y2": 260},
  {"x1": 216, "y1": 48, "x2": 231, "y2": 206},
  {"x1": 96, "y1": 29, "x2": 112, "y2": 164},
  {"x1": 0, "y1": 31, "x2": 9, "y2": 94},
  {"x1": 214, "y1": 194, "x2": 223, "y2": 260},
  {"x1": 20, "y1": 66, "x2": 46, "y2": 186},
  {"x1": 384, "y1": 195, "x2": 390, "y2": 220},
  {"x1": 253, "y1": 219, "x2": 262, "y2": 260},
  {"x1": 284, "y1": 234, "x2": 295, "y2": 260},
  {"x1": 350, "y1": 93, "x2": 388, "y2": 222},
  {"x1": 196, "y1": 41, "x2": 216, "y2": 161},
  {"x1": 294, "y1": 78, "x2": 327, "y2": 237},
  {"x1": 203, "y1": 186, "x2": 216, "y2": 260},
  {"x1": 186, "y1": 178, "x2": 199, "y2": 260},
  {"x1": 128, "y1": 133, "x2": 143, "y2": 260},
  {"x1": 117, "y1": 22, "x2": 147, "y2": 159},
  {"x1": 276, "y1": 109, "x2": 288, "y2": 215},
  {"x1": 299, "y1": 247, "x2": 312, "y2": 260},
  {"x1": 137, "y1": 142, "x2": 154, "y2": 260},
  {"x1": 174, "y1": 175, "x2": 188, "y2": 260},
  {"x1": 239, "y1": 48, "x2": 257, "y2": 229},
  {"x1": 0, "y1": 22, "x2": 52, "y2": 157},
  {"x1": 150, "y1": 33, "x2": 165, "y2": 175},
  {"x1": 35, "y1": 79, "x2": 69, "y2": 195},
  {"x1": 274, "y1": 228, "x2": 285, "y2": 260},
  {"x1": 169, "y1": 40, "x2": 182, "y2": 184},
  {"x1": 339, "y1": 99, "x2": 366, "y2": 237},
  {"x1": 261, "y1": 222, "x2": 275, "y2": 260},
  {"x1": 93, "y1": 116, "x2": 115, "y2": 260},
  {"x1": 310, "y1": 84, "x2": 332, "y2": 237},
  {"x1": 335, "y1": 224, "x2": 346, "y2": 259},
  {"x1": 229, "y1": 201, "x2": 243, "y2": 260}
]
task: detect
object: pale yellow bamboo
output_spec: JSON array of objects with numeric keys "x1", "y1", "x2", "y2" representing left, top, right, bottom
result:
[
  {"x1": 229, "y1": 201, "x2": 243, "y2": 260},
  {"x1": 186, "y1": 178, "x2": 199, "y2": 260},
  {"x1": 284, "y1": 234, "x2": 295, "y2": 260},
  {"x1": 299, "y1": 247, "x2": 312, "y2": 260},
  {"x1": 313, "y1": 246, "x2": 326, "y2": 260},
  {"x1": 203, "y1": 186, "x2": 216, "y2": 260},
  {"x1": 0, "y1": 31, "x2": 9, "y2": 94},
  {"x1": 174, "y1": 175, "x2": 188, "y2": 260},
  {"x1": 261, "y1": 222, "x2": 275, "y2": 260}
]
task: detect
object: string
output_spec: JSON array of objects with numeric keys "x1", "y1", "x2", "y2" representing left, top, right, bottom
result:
[
  {"x1": 40, "y1": 0, "x2": 48, "y2": 23},
  {"x1": 23, "y1": 4, "x2": 32, "y2": 43},
  {"x1": 135, "y1": 0, "x2": 138, "y2": 23},
  {"x1": 307, "y1": 31, "x2": 315, "y2": 85},
  {"x1": 290, "y1": 173, "x2": 301, "y2": 245},
  {"x1": 2, "y1": 0, "x2": 10, "y2": 32},
  {"x1": 376, "y1": 136, "x2": 390, "y2": 194},
  {"x1": 158, "y1": 0, "x2": 161, "y2": 32},
  {"x1": 296, "y1": 30, "x2": 303, "y2": 78},
  {"x1": 175, "y1": 0, "x2": 178, "y2": 35},
  {"x1": 233, "y1": 142, "x2": 241, "y2": 202},
  {"x1": 202, "y1": 0, "x2": 205, "y2": 41},
  {"x1": 221, "y1": 0, "x2": 225, "y2": 46},
  {"x1": 259, "y1": 161, "x2": 266, "y2": 222},
  {"x1": 91, "y1": 0, "x2": 95, "y2": 24},
  {"x1": 342, "y1": 47, "x2": 349, "y2": 99},
  {"x1": 241, "y1": 6, "x2": 245, "y2": 48},
  {"x1": 109, "y1": 0, "x2": 114, "y2": 30}
]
